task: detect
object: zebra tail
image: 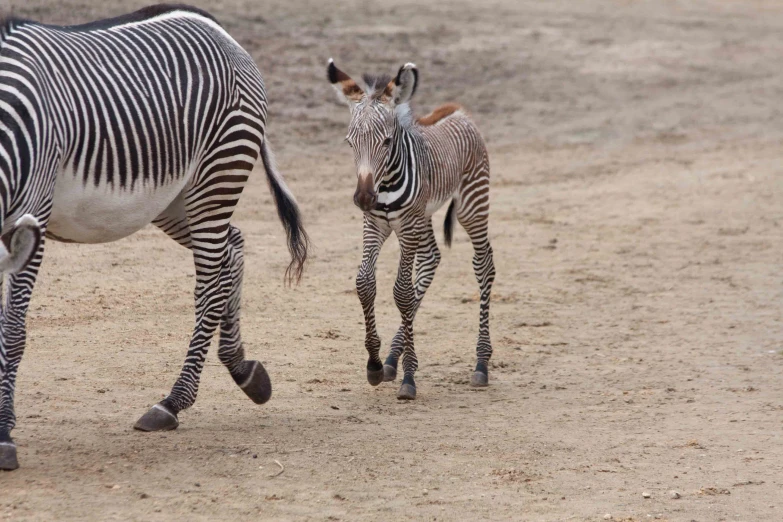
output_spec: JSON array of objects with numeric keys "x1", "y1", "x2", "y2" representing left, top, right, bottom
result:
[
  {"x1": 444, "y1": 199, "x2": 455, "y2": 248},
  {"x1": 0, "y1": 215, "x2": 42, "y2": 275},
  {"x1": 260, "y1": 139, "x2": 309, "y2": 285}
]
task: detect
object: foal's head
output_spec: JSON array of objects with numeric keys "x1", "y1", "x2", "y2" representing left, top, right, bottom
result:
[{"x1": 327, "y1": 60, "x2": 419, "y2": 212}]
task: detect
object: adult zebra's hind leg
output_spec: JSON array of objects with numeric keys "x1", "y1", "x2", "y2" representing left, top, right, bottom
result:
[
  {"x1": 384, "y1": 220, "x2": 440, "y2": 381},
  {"x1": 0, "y1": 222, "x2": 46, "y2": 470},
  {"x1": 217, "y1": 225, "x2": 271, "y2": 404},
  {"x1": 135, "y1": 170, "x2": 249, "y2": 432}
]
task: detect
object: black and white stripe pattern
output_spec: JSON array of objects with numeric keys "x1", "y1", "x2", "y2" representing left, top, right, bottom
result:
[
  {"x1": 328, "y1": 60, "x2": 494, "y2": 400},
  {"x1": 0, "y1": 5, "x2": 307, "y2": 470}
]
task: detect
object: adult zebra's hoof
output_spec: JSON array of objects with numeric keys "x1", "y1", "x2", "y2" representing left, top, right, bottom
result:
[
  {"x1": 134, "y1": 404, "x2": 179, "y2": 432},
  {"x1": 235, "y1": 360, "x2": 272, "y2": 405},
  {"x1": 470, "y1": 371, "x2": 489, "y2": 387},
  {"x1": 0, "y1": 443, "x2": 19, "y2": 471},
  {"x1": 397, "y1": 384, "x2": 417, "y2": 400},
  {"x1": 383, "y1": 364, "x2": 397, "y2": 382}
]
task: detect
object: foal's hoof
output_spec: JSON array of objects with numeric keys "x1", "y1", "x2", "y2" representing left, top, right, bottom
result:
[
  {"x1": 397, "y1": 384, "x2": 417, "y2": 400},
  {"x1": 0, "y1": 443, "x2": 19, "y2": 471},
  {"x1": 235, "y1": 360, "x2": 272, "y2": 404},
  {"x1": 367, "y1": 368, "x2": 384, "y2": 386},
  {"x1": 134, "y1": 404, "x2": 179, "y2": 432},
  {"x1": 383, "y1": 364, "x2": 397, "y2": 382},
  {"x1": 470, "y1": 371, "x2": 489, "y2": 387}
]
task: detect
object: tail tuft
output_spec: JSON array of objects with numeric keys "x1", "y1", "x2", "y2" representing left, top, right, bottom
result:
[
  {"x1": 444, "y1": 200, "x2": 455, "y2": 248},
  {"x1": 260, "y1": 139, "x2": 309, "y2": 285}
]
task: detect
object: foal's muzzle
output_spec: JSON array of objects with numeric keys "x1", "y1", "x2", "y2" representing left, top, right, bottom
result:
[{"x1": 354, "y1": 175, "x2": 377, "y2": 212}]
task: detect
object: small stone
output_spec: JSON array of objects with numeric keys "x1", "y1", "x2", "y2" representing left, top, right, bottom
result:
[
  {"x1": 642, "y1": 491, "x2": 651, "y2": 498},
  {"x1": 140, "y1": 493, "x2": 149, "y2": 499},
  {"x1": 422, "y1": 489, "x2": 429, "y2": 495},
  {"x1": 112, "y1": 485, "x2": 120, "y2": 490},
  {"x1": 670, "y1": 490, "x2": 681, "y2": 499},
  {"x1": 604, "y1": 515, "x2": 612, "y2": 520}
]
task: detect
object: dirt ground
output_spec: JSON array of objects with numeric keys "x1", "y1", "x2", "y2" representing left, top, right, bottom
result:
[{"x1": 1, "y1": 0, "x2": 782, "y2": 520}]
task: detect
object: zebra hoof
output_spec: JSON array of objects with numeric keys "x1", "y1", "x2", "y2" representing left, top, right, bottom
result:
[
  {"x1": 367, "y1": 368, "x2": 384, "y2": 386},
  {"x1": 134, "y1": 403, "x2": 179, "y2": 432},
  {"x1": 470, "y1": 371, "x2": 489, "y2": 387},
  {"x1": 383, "y1": 364, "x2": 397, "y2": 382},
  {"x1": 236, "y1": 360, "x2": 272, "y2": 405},
  {"x1": 397, "y1": 384, "x2": 417, "y2": 400},
  {"x1": 0, "y1": 443, "x2": 19, "y2": 471}
]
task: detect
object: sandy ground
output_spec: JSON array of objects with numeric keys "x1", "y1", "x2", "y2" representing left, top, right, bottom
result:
[{"x1": 1, "y1": 0, "x2": 782, "y2": 520}]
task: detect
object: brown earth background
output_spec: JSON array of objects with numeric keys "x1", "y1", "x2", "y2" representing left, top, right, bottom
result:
[{"x1": 1, "y1": 0, "x2": 782, "y2": 520}]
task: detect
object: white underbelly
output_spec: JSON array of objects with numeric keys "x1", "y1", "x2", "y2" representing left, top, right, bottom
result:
[{"x1": 48, "y1": 169, "x2": 190, "y2": 244}]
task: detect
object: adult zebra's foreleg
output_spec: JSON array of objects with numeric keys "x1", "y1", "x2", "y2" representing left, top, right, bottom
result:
[
  {"x1": 0, "y1": 219, "x2": 47, "y2": 471},
  {"x1": 357, "y1": 216, "x2": 391, "y2": 386},
  {"x1": 217, "y1": 225, "x2": 271, "y2": 404},
  {"x1": 384, "y1": 220, "x2": 440, "y2": 382},
  {"x1": 136, "y1": 173, "x2": 247, "y2": 432}
]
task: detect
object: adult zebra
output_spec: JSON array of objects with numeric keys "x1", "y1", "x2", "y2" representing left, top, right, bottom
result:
[
  {"x1": 0, "y1": 5, "x2": 308, "y2": 470},
  {"x1": 327, "y1": 60, "x2": 495, "y2": 401}
]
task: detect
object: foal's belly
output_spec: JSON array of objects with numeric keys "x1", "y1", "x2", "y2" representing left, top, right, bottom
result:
[{"x1": 47, "y1": 169, "x2": 190, "y2": 244}]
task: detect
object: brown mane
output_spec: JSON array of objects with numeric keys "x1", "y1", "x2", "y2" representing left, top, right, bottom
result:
[{"x1": 417, "y1": 103, "x2": 462, "y2": 126}]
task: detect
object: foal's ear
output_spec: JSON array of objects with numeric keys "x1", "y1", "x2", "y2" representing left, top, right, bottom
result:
[
  {"x1": 327, "y1": 58, "x2": 364, "y2": 105},
  {"x1": 386, "y1": 63, "x2": 418, "y2": 106}
]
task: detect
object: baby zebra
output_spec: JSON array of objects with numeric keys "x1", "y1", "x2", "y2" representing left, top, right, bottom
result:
[
  {"x1": 328, "y1": 60, "x2": 495, "y2": 400},
  {"x1": 0, "y1": 6, "x2": 308, "y2": 470}
]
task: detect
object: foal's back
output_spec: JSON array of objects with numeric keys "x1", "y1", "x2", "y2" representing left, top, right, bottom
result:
[{"x1": 416, "y1": 104, "x2": 489, "y2": 210}]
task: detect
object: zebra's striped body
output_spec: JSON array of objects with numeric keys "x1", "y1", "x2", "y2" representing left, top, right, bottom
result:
[
  {"x1": 0, "y1": 5, "x2": 308, "y2": 470},
  {"x1": 328, "y1": 61, "x2": 495, "y2": 400}
]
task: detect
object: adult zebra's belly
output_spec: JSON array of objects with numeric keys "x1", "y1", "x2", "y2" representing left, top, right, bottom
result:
[{"x1": 47, "y1": 171, "x2": 190, "y2": 244}]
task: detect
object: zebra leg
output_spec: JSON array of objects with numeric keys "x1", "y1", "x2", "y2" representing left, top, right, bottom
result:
[
  {"x1": 384, "y1": 220, "x2": 440, "y2": 382},
  {"x1": 457, "y1": 198, "x2": 495, "y2": 387},
  {"x1": 217, "y1": 225, "x2": 271, "y2": 404},
  {"x1": 136, "y1": 175, "x2": 246, "y2": 431},
  {"x1": 356, "y1": 216, "x2": 391, "y2": 386},
  {"x1": 394, "y1": 224, "x2": 423, "y2": 400},
  {"x1": 0, "y1": 233, "x2": 46, "y2": 470}
]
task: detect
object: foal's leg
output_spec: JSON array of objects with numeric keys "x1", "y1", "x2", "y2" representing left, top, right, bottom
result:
[
  {"x1": 217, "y1": 225, "x2": 271, "y2": 404},
  {"x1": 135, "y1": 169, "x2": 248, "y2": 431},
  {"x1": 394, "y1": 220, "x2": 425, "y2": 400},
  {"x1": 456, "y1": 174, "x2": 495, "y2": 387},
  {"x1": 384, "y1": 219, "x2": 440, "y2": 381},
  {"x1": 0, "y1": 220, "x2": 46, "y2": 470},
  {"x1": 356, "y1": 216, "x2": 391, "y2": 386}
]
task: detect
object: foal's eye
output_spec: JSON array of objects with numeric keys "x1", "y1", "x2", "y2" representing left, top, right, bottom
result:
[{"x1": 382, "y1": 137, "x2": 392, "y2": 147}]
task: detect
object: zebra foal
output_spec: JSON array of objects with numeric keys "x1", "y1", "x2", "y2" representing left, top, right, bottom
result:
[
  {"x1": 0, "y1": 5, "x2": 308, "y2": 470},
  {"x1": 327, "y1": 60, "x2": 495, "y2": 400}
]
